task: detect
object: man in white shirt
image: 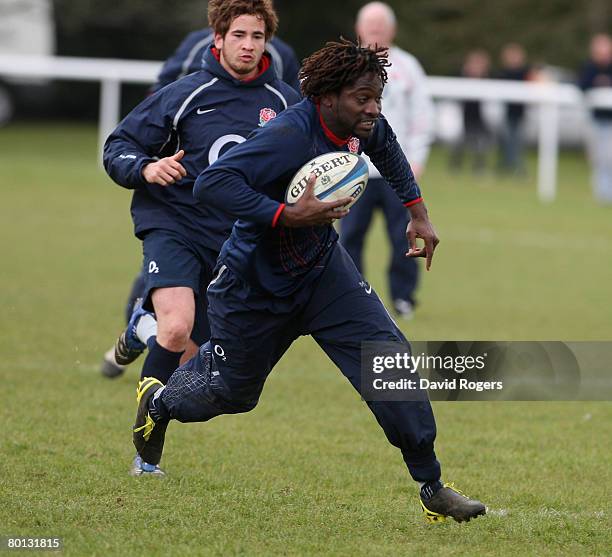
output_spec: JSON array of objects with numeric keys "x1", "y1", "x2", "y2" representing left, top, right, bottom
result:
[{"x1": 341, "y1": 1, "x2": 435, "y2": 319}]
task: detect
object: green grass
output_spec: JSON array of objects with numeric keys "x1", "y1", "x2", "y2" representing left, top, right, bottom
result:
[{"x1": 0, "y1": 124, "x2": 610, "y2": 556}]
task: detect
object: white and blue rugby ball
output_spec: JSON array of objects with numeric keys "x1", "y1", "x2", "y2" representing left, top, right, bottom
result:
[{"x1": 285, "y1": 151, "x2": 368, "y2": 209}]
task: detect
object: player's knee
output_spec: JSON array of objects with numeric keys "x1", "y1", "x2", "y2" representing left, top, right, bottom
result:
[
  {"x1": 157, "y1": 317, "x2": 193, "y2": 351},
  {"x1": 168, "y1": 393, "x2": 256, "y2": 423},
  {"x1": 222, "y1": 394, "x2": 259, "y2": 414},
  {"x1": 212, "y1": 374, "x2": 263, "y2": 415},
  {"x1": 180, "y1": 341, "x2": 199, "y2": 364}
]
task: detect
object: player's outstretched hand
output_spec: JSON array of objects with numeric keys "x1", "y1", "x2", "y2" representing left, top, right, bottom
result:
[
  {"x1": 405, "y1": 202, "x2": 440, "y2": 271},
  {"x1": 142, "y1": 150, "x2": 187, "y2": 186},
  {"x1": 279, "y1": 173, "x2": 352, "y2": 227}
]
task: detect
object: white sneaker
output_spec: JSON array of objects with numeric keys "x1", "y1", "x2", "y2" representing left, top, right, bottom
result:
[
  {"x1": 100, "y1": 347, "x2": 126, "y2": 378},
  {"x1": 393, "y1": 299, "x2": 414, "y2": 320},
  {"x1": 129, "y1": 454, "x2": 166, "y2": 477}
]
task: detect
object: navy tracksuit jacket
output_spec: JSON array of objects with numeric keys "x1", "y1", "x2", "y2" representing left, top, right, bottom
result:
[{"x1": 197, "y1": 98, "x2": 422, "y2": 295}]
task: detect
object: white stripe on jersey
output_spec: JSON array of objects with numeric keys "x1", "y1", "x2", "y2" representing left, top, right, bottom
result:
[
  {"x1": 172, "y1": 77, "x2": 219, "y2": 129},
  {"x1": 265, "y1": 42, "x2": 284, "y2": 79},
  {"x1": 208, "y1": 265, "x2": 227, "y2": 289},
  {"x1": 180, "y1": 33, "x2": 214, "y2": 79},
  {"x1": 264, "y1": 83, "x2": 288, "y2": 109}
]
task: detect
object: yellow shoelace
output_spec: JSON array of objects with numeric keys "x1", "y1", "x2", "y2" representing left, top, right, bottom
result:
[
  {"x1": 133, "y1": 414, "x2": 155, "y2": 441},
  {"x1": 443, "y1": 482, "x2": 466, "y2": 497}
]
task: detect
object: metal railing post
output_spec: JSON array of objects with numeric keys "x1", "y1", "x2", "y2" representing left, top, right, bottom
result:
[
  {"x1": 98, "y1": 77, "x2": 121, "y2": 166},
  {"x1": 537, "y1": 100, "x2": 560, "y2": 203}
]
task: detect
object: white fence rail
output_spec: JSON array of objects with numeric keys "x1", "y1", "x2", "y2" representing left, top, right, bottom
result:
[
  {"x1": 1, "y1": 54, "x2": 612, "y2": 202},
  {"x1": 0, "y1": 55, "x2": 162, "y2": 164}
]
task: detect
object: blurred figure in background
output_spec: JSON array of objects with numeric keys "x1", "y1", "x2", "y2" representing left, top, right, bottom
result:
[
  {"x1": 340, "y1": 1, "x2": 434, "y2": 320},
  {"x1": 449, "y1": 49, "x2": 492, "y2": 174},
  {"x1": 579, "y1": 33, "x2": 612, "y2": 205},
  {"x1": 496, "y1": 43, "x2": 531, "y2": 176}
]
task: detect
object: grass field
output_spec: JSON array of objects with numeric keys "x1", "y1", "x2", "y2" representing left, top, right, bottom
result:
[{"x1": 0, "y1": 124, "x2": 610, "y2": 556}]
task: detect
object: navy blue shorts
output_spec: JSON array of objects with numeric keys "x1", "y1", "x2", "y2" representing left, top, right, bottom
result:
[{"x1": 141, "y1": 228, "x2": 218, "y2": 345}]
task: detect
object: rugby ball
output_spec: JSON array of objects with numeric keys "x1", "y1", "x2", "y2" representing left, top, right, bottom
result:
[{"x1": 285, "y1": 152, "x2": 368, "y2": 209}]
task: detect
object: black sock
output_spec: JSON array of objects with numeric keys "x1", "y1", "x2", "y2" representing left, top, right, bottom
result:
[
  {"x1": 146, "y1": 335, "x2": 157, "y2": 351},
  {"x1": 140, "y1": 340, "x2": 183, "y2": 384},
  {"x1": 149, "y1": 389, "x2": 170, "y2": 423},
  {"x1": 420, "y1": 480, "x2": 443, "y2": 501}
]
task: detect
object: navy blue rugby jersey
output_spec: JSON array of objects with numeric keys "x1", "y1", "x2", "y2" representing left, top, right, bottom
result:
[
  {"x1": 103, "y1": 46, "x2": 301, "y2": 251},
  {"x1": 152, "y1": 28, "x2": 301, "y2": 93},
  {"x1": 195, "y1": 97, "x2": 423, "y2": 296}
]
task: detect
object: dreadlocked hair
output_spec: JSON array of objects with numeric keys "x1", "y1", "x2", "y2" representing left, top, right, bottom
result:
[
  {"x1": 208, "y1": 0, "x2": 278, "y2": 41},
  {"x1": 299, "y1": 37, "x2": 390, "y2": 98}
]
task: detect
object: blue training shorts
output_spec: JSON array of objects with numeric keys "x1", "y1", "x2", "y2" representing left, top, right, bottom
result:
[{"x1": 141, "y1": 228, "x2": 218, "y2": 345}]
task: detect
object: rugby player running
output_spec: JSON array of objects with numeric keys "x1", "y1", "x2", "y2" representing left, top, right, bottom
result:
[
  {"x1": 103, "y1": 0, "x2": 300, "y2": 475},
  {"x1": 132, "y1": 38, "x2": 486, "y2": 523}
]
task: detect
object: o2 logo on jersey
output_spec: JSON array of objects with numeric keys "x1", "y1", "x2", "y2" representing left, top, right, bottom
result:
[
  {"x1": 347, "y1": 136, "x2": 360, "y2": 154},
  {"x1": 259, "y1": 107, "x2": 277, "y2": 127},
  {"x1": 207, "y1": 109, "x2": 276, "y2": 165},
  {"x1": 208, "y1": 134, "x2": 246, "y2": 165}
]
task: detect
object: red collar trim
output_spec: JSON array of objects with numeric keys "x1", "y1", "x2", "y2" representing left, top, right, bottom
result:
[
  {"x1": 244, "y1": 53, "x2": 270, "y2": 82},
  {"x1": 315, "y1": 102, "x2": 350, "y2": 146},
  {"x1": 211, "y1": 47, "x2": 270, "y2": 82}
]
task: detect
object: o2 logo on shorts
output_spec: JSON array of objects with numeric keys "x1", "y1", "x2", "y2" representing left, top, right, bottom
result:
[
  {"x1": 214, "y1": 343, "x2": 227, "y2": 362},
  {"x1": 148, "y1": 261, "x2": 160, "y2": 274}
]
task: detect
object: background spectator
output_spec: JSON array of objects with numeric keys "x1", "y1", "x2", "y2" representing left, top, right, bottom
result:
[
  {"x1": 449, "y1": 49, "x2": 492, "y2": 174},
  {"x1": 579, "y1": 33, "x2": 612, "y2": 204},
  {"x1": 497, "y1": 43, "x2": 531, "y2": 176}
]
